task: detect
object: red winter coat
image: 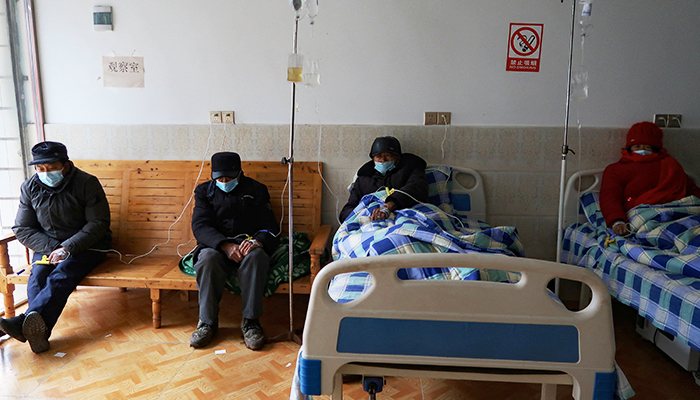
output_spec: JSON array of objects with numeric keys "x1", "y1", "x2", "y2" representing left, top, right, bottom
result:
[{"x1": 600, "y1": 150, "x2": 700, "y2": 226}]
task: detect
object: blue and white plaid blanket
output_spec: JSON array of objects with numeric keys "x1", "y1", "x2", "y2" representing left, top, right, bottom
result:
[
  {"x1": 562, "y1": 192, "x2": 700, "y2": 351},
  {"x1": 329, "y1": 167, "x2": 524, "y2": 303},
  {"x1": 333, "y1": 191, "x2": 523, "y2": 259}
]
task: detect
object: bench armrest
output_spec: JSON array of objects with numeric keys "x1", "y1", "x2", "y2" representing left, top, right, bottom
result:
[
  {"x1": 309, "y1": 225, "x2": 332, "y2": 255},
  {"x1": 1, "y1": 232, "x2": 17, "y2": 246},
  {"x1": 308, "y1": 225, "x2": 333, "y2": 285}
]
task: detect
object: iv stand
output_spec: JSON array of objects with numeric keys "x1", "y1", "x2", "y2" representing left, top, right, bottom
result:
[
  {"x1": 274, "y1": 15, "x2": 303, "y2": 345},
  {"x1": 555, "y1": 0, "x2": 577, "y2": 295}
]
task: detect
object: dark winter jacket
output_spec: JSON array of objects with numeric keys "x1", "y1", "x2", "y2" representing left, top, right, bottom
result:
[
  {"x1": 340, "y1": 153, "x2": 428, "y2": 222},
  {"x1": 13, "y1": 162, "x2": 112, "y2": 255},
  {"x1": 191, "y1": 174, "x2": 280, "y2": 263}
]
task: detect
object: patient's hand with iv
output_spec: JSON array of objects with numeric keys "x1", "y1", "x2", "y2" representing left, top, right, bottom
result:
[
  {"x1": 48, "y1": 247, "x2": 69, "y2": 264},
  {"x1": 239, "y1": 239, "x2": 261, "y2": 257},
  {"x1": 221, "y1": 242, "x2": 244, "y2": 263},
  {"x1": 371, "y1": 201, "x2": 396, "y2": 221},
  {"x1": 612, "y1": 221, "x2": 629, "y2": 236}
]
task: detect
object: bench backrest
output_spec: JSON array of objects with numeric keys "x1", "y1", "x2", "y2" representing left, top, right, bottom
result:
[{"x1": 73, "y1": 160, "x2": 323, "y2": 256}]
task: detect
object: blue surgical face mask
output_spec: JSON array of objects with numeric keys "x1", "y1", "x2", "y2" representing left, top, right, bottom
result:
[
  {"x1": 633, "y1": 150, "x2": 652, "y2": 156},
  {"x1": 37, "y1": 170, "x2": 64, "y2": 187},
  {"x1": 374, "y1": 161, "x2": 396, "y2": 175},
  {"x1": 216, "y1": 179, "x2": 238, "y2": 193}
]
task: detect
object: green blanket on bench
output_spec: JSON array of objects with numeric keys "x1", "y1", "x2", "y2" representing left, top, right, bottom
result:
[{"x1": 179, "y1": 232, "x2": 312, "y2": 297}]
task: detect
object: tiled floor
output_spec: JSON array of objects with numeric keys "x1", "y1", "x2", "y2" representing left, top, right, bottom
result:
[{"x1": 1, "y1": 287, "x2": 698, "y2": 399}]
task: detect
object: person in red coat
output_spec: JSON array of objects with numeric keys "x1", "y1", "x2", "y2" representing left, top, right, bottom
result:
[{"x1": 600, "y1": 121, "x2": 700, "y2": 236}]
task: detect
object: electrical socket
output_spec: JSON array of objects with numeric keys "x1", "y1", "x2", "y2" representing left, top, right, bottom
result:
[
  {"x1": 653, "y1": 114, "x2": 667, "y2": 127},
  {"x1": 210, "y1": 111, "x2": 222, "y2": 124},
  {"x1": 437, "y1": 112, "x2": 451, "y2": 125},
  {"x1": 223, "y1": 111, "x2": 235, "y2": 124},
  {"x1": 424, "y1": 112, "x2": 438, "y2": 125},
  {"x1": 667, "y1": 114, "x2": 682, "y2": 128},
  {"x1": 654, "y1": 114, "x2": 682, "y2": 128}
]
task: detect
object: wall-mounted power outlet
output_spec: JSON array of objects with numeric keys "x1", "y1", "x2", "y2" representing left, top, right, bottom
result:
[
  {"x1": 424, "y1": 112, "x2": 438, "y2": 125},
  {"x1": 424, "y1": 111, "x2": 451, "y2": 125},
  {"x1": 210, "y1": 111, "x2": 222, "y2": 124},
  {"x1": 437, "y1": 112, "x2": 451, "y2": 125},
  {"x1": 654, "y1": 114, "x2": 682, "y2": 128},
  {"x1": 667, "y1": 114, "x2": 682, "y2": 128},
  {"x1": 223, "y1": 111, "x2": 235, "y2": 124},
  {"x1": 653, "y1": 114, "x2": 667, "y2": 127}
]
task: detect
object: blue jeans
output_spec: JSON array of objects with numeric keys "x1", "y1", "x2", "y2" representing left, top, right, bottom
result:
[{"x1": 28, "y1": 250, "x2": 106, "y2": 334}]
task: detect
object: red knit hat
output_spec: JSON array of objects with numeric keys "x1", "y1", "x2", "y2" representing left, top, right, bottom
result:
[{"x1": 626, "y1": 121, "x2": 663, "y2": 149}]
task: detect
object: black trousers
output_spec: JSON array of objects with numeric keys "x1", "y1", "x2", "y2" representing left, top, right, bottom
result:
[{"x1": 194, "y1": 247, "x2": 270, "y2": 326}]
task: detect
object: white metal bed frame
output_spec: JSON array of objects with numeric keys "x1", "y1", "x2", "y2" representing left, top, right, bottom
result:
[{"x1": 297, "y1": 252, "x2": 617, "y2": 400}]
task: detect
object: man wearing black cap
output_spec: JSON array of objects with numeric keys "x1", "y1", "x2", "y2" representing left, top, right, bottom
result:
[
  {"x1": 339, "y1": 136, "x2": 428, "y2": 222},
  {"x1": 1, "y1": 141, "x2": 111, "y2": 353},
  {"x1": 189, "y1": 152, "x2": 280, "y2": 350}
]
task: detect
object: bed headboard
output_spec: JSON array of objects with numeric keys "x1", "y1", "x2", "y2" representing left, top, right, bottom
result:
[
  {"x1": 348, "y1": 165, "x2": 488, "y2": 222},
  {"x1": 425, "y1": 165, "x2": 487, "y2": 222},
  {"x1": 448, "y1": 166, "x2": 486, "y2": 222},
  {"x1": 562, "y1": 168, "x2": 604, "y2": 228}
]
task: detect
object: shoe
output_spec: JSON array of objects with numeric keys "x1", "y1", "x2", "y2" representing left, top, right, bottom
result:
[
  {"x1": 22, "y1": 311, "x2": 50, "y2": 354},
  {"x1": 190, "y1": 320, "x2": 218, "y2": 348},
  {"x1": 0, "y1": 314, "x2": 27, "y2": 342},
  {"x1": 242, "y1": 318, "x2": 265, "y2": 350}
]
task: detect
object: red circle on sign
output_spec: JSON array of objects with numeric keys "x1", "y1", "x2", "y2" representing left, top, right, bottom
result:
[{"x1": 511, "y1": 27, "x2": 540, "y2": 56}]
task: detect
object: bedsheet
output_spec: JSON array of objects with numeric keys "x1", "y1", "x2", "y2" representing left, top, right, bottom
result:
[{"x1": 562, "y1": 192, "x2": 700, "y2": 350}]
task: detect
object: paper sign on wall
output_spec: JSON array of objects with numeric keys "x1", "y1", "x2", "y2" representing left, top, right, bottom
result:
[
  {"x1": 506, "y1": 23, "x2": 543, "y2": 72},
  {"x1": 102, "y1": 56, "x2": 145, "y2": 88}
]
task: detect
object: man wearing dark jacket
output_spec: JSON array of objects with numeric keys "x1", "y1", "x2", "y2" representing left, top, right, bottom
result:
[
  {"x1": 340, "y1": 136, "x2": 428, "y2": 222},
  {"x1": 189, "y1": 152, "x2": 280, "y2": 350},
  {"x1": 1, "y1": 141, "x2": 111, "y2": 353}
]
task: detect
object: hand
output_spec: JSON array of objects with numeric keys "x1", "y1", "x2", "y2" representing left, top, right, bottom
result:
[
  {"x1": 371, "y1": 202, "x2": 396, "y2": 221},
  {"x1": 221, "y1": 242, "x2": 244, "y2": 263},
  {"x1": 612, "y1": 222, "x2": 629, "y2": 236},
  {"x1": 48, "y1": 247, "x2": 69, "y2": 264},
  {"x1": 239, "y1": 240, "x2": 261, "y2": 257}
]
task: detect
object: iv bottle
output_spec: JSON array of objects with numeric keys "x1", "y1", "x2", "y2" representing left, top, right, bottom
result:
[{"x1": 287, "y1": 53, "x2": 304, "y2": 82}]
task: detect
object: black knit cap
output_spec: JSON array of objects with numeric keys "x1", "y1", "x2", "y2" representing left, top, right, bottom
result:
[
  {"x1": 369, "y1": 136, "x2": 402, "y2": 158},
  {"x1": 211, "y1": 152, "x2": 241, "y2": 180},
  {"x1": 28, "y1": 141, "x2": 69, "y2": 166}
]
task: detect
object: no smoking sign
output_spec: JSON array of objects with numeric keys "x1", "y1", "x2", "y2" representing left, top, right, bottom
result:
[{"x1": 506, "y1": 23, "x2": 544, "y2": 72}]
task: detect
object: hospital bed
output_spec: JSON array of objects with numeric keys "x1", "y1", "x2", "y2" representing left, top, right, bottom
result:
[
  {"x1": 296, "y1": 252, "x2": 617, "y2": 400},
  {"x1": 560, "y1": 169, "x2": 700, "y2": 384}
]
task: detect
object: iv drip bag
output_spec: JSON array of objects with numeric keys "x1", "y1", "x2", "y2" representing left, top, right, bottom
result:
[
  {"x1": 306, "y1": 0, "x2": 319, "y2": 23},
  {"x1": 288, "y1": 53, "x2": 304, "y2": 82},
  {"x1": 579, "y1": 0, "x2": 593, "y2": 37},
  {"x1": 580, "y1": 0, "x2": 592, "y2": 17},
  {"x1": 290, "y1": 0, "x2": 305, "y2": 19}
]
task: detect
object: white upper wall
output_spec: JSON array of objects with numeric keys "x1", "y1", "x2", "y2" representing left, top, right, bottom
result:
[{"x1": 34, "y1": 0, "x2": 700, "y2": 127}]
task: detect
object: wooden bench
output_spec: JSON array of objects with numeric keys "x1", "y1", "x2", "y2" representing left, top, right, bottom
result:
[{"x1": 0, "y1": 160, "x2": 332, "y2": 328}]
